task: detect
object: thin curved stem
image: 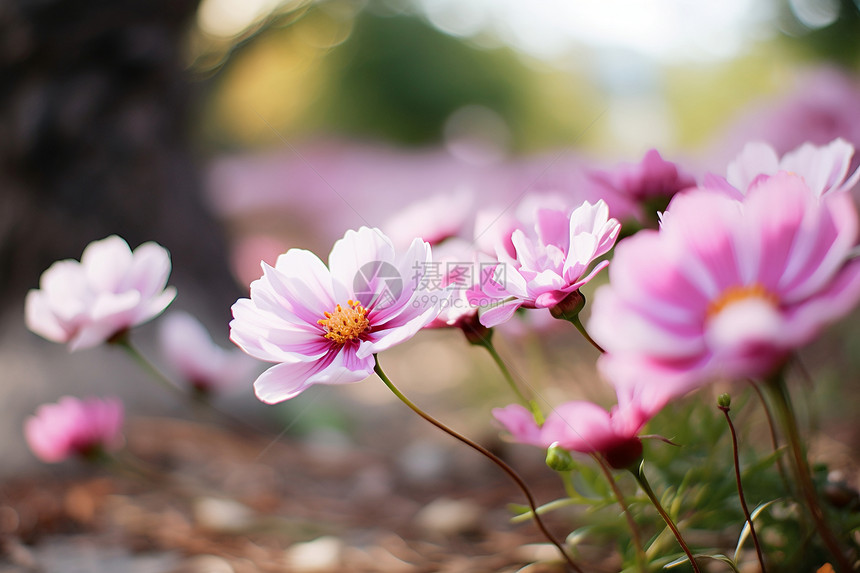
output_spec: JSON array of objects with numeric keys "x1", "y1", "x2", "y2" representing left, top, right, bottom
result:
[
  {"x1": 374, "y1": 356, "x2": 582, "y2": 573},
  {"x1": 631, "y1": 463, "x2": 700, "y2": 573},
  {"x1": 477, "y1": 337, "x2": 544, "y2": 423},
  {"x1": 112, "y1": 335, "x2": 263, "y2": 436},
  {"x1": 570, "y1": 314, "x2": 605, "y2": 354},
  {"x1": 767, "y1": 376, "x2": 851, "y2": 572},
  {"x1": 719, "y1": 405, "x2": 766, "y2": 572},
  {"x1": 749, "y1": 382, "x2": 792, "y2": 497},
  {"x1": 593, "y1": 454, "x2": 647, "y2": 573}
]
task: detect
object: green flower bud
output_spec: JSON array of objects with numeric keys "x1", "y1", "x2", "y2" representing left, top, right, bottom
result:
[
  {"x1": 717, "y1": 393, "x2": 731, "y2": 409},
  {"x1": 545, "y1": 443, "x2": 576, "y2": 472}
]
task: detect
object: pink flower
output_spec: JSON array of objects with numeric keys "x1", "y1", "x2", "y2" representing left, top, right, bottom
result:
[
  {"x1": 493, "y1": 400, "x2": 648, "y2": 469},
  {"x1": 422, "y1": 239, "x2": 484, "y2": 330},
  {"x1": 158, "y1": 311, "x2": 258, "y2": 394},
  {"x1": 382, "y1": 188, "x2": 475, "y2": 249},
  {"x1": 469, "y1": 200, "x2": 621, "y2": 327},
  {"x1": 718, "y1": 138, "x2": 860, "y2": 198},
  {"x1": 587, "y1": 149, "x2": 696, "y2": 221},
  {"x1": 589, "y1": 172, "x2": 860, "y2": 415},
  {"x1": 25, "y1": 396, "x2": 124, "y2": 463},
  {"x1": 230, "y1": 227, "x2": 440, "y2": 403},
  {"x1": 25, "y1": 236, "x2": 177, "y2": 351}
]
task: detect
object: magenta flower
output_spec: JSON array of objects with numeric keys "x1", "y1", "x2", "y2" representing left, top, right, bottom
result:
[
  {"x1": 589, "y1": 172, "x2": 860, "y2": 414},
  {"x1": 25, "y1": 396, "x2": 124, "y2": 463},
  {"x1": 230, "y1": 227, "x2": 440, "y2": 403},
  {"x1": 158, "y1": 311, "x2": 258, "y2": 394},
  {"x1": 25, "y1": 236, "x2": 176, "y2": 351},
  {"x1": 720, "y1": 138, "x2": 860, "y2": 198},
  {"x1": 587, "y1": 149, "x2": 696, "y2": 221},
  {"x1": 493, "y1": 400, "x2": 649, "y2": 469},
  {"x1": 469, "y1": 200, "x2": 621, "y2": 327}
]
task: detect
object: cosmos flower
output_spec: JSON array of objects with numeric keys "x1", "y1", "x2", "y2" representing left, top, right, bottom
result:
[
  {"x1": 25, "y1": 236, "x2": 176, "y2": 351},
  {"x1": 158, "y1": 311, "x2": 258, "y2": 394},
  {"x1": 230, "y1": 227, "x2": 440, "y2": 403},
  {"x1": 589, "y1": 172, "x2": 860, "y2": 415},
  {"x1": 468, "y1": 200, "x2": 620, "y2": 327},
  {"x1": 25, "y1": 396, "x2": 124, "y2": 463},
  {"x1": 493, "y1": 399, "x2": 649, "y2": 469},
  {"x1": 587, "y1": 149, "x2": 696, "y2": 223},
  {"x1": 716, "y1": 138, "x2": 860, "y2": 198}
]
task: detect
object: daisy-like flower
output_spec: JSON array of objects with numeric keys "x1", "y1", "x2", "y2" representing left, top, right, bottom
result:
[
  {"x1": 158, "y1": 311, "x2": 258, "y2": 395},
  {"x1": 25, "y1": 236, "x2": 176, "y2": 351},
  {"x1": 25, "y1": 396, "x2": 124, "y2": 463},
  {"x1": 468, "y1": 200, "x2": 621, "y2": 327},
  {"x1": 589, "y1": 172, "x2": 860, "y2": 415},
  {"x1": 588, "y1": 149, "x2": 696, "y2": 223},
  {"x1": 493, "y1": 399, "x2": 649, "y2": 469},
  {"x1": 230, "y1": 227, "x2": 440, "y2": 403},
  {"x1": 713, "y1": 138, "x2": 860, "y2": 198}
]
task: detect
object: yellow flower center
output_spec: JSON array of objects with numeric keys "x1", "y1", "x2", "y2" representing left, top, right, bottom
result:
[
  {"x1": 317, "y1": 299, "x2": 371, "y2": 344},
  {"x1": 706, "y1": 283, "x2": 778, "y2": 319}
]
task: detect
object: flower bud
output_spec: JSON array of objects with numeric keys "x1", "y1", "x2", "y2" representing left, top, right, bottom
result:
[
  {"x1": 717, "y1": 393, "x2": 731, "y2": 409},
  {"x1": 549, "y1": 291, "x2": 586, "y2": 322},
  {"x1": 545, "y1": 443, "x2": 577, "y2": 472}
]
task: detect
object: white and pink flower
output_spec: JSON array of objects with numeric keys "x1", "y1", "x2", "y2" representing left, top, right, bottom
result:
[
  {"x1": 25, "y1": 236, "x2": 176, "y2": 351},
  {"x1": 230, "y1": 227, "x2": 440, "y2": 403},
  {"x1": 25, "y1": 396, "x2": 124, "y2": 463},
  {"x1": 469, "y1": 200, "x2": 621, "y2": 327},
  {"x1": 158, "y1": 311, "x2": 258, "y2": 394},
  {"x1": 590, "y1": 172, "x2": 860, "y2": 415},
  {"x1": 710, "y1": 138, "x2": 860, "y2": 198}
]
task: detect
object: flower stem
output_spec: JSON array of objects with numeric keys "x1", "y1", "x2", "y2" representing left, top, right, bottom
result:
[
  {"x1": 373, "y1": 356, "x2": 582, "y2": 573},
  {"x1": 630, "y1": 462, "x2": 700, "y2": 573},
  {"x1": 766, "y1": 375, "x2": 851, "y2": 572},
  {"x1": 593, "y1": 454, "x2": 647, "y2": 573},
  {"x1": 750, "y1": 382, "x2": 792, "y2": 497},
  {"x1": 477, "y1": 336, "x2": 544, "y2": 424},
  {"x1": 718, "y1": 403, "x2": 766, "y2": 572},
  {"x1": 112, "y1": 335, "x2": 262, "y2": 435},
  {"x1": 569, "y1": 314, "x2": 605, "y2": 354}
]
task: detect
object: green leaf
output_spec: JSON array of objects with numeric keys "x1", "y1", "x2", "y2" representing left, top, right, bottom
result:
[{"x1": 734, "y1": 500, "x2": 777, "y2": 561}]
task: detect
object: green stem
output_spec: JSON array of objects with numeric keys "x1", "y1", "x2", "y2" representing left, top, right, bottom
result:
[
  {"x1": 631, "y1": 462, "x2": 700, "y2": 573},
  {"x1": 569, "y1": 314, "x2": 605, "y2": 354},
  {"x1": 374, "y1": 356, "x2": 582, "y2": 573},
  {"x1": 111, "y1": 335, "x2": 262, "y2": 436},
  {"x1": 593, "y1": 454, "x2": 647, "y2": 573},
  {"x1": 478, "y1": 337, "x2": 544, "y2": 424},
  {"x1": 767, "y1": 376, "x2": 851, "y2": 572},
  {"x1": 750, "y1": 382, "x2": 792, "y2": 498},
  {"x1": 718, "y1": 405, "x2": 766, "y2": 572}
]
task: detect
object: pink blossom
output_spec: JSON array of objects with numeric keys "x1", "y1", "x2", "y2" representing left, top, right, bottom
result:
[
  {"x1": 230, "y1": 227, "x2": 440, "y2": 403},
  {"x1": 25, "y1": 236, "x2": 176, "y2": 351},
  {"x1": 493, "y1": 400, "x2": 648, "y2": 469},
  {"x1": 422, "y1": 239, "x2": 481, "y2": 329},
  {"x1": 469, "y1": 200, "x2": 621, "y2": 327},
  {"x1": 382, "y1": 188, "x2": 475, "y2": 249},
  {"x1": 587, "y1": 149, "x2": 696, "y2": 221},
  {"x1": 25, "y1": 396, "x2": 124, "y2": 463},
  {"x1": 158, "y1": 311, "x2": 258, "y2": 394},
  {"x1": 589, "y1": 172, "x2": 860, "y2": 415},
  {"x1": 718, "y1": 138, "x2": 860, "y2": 198}
]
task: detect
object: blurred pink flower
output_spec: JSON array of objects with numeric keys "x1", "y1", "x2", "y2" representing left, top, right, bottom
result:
[
  {"x1": 469, "y1": 200, "x2": 621, "y2": 327},
  {"x1": 587, "y1": 149, "x2": 696, "y2": 222},
  {"x1": 230, "y1": 227, "x2": 440, "y2": 403},
  {"x1": 719, "y1": 138, "x2": 860, "y2": 198},
  {"x1": 25, "y1": 235, "x2": 176, "y2": 351},
  {"x1": 493, "y1": 400, "x2": 648, "y2": 469},
  {"x1": 25, "y1": 396, "x2": 124, "y2": 463},
  {"x1": 382, "y1": 188, "x2": 475, "y2": 249},
  {"x1": 590, "y1": 172, "x2": 860, "y2": 415},
  {"x1": 158, "y1": 311, "x2": 258, "y2": 394},
  {"x1": 423, "y1": 239, "x2": 481, "y2": 330}
]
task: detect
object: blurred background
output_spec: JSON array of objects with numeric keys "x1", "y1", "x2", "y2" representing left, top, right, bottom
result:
[{"x1": 2, "y1": 0, "x2": 860, "y2": 570}]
